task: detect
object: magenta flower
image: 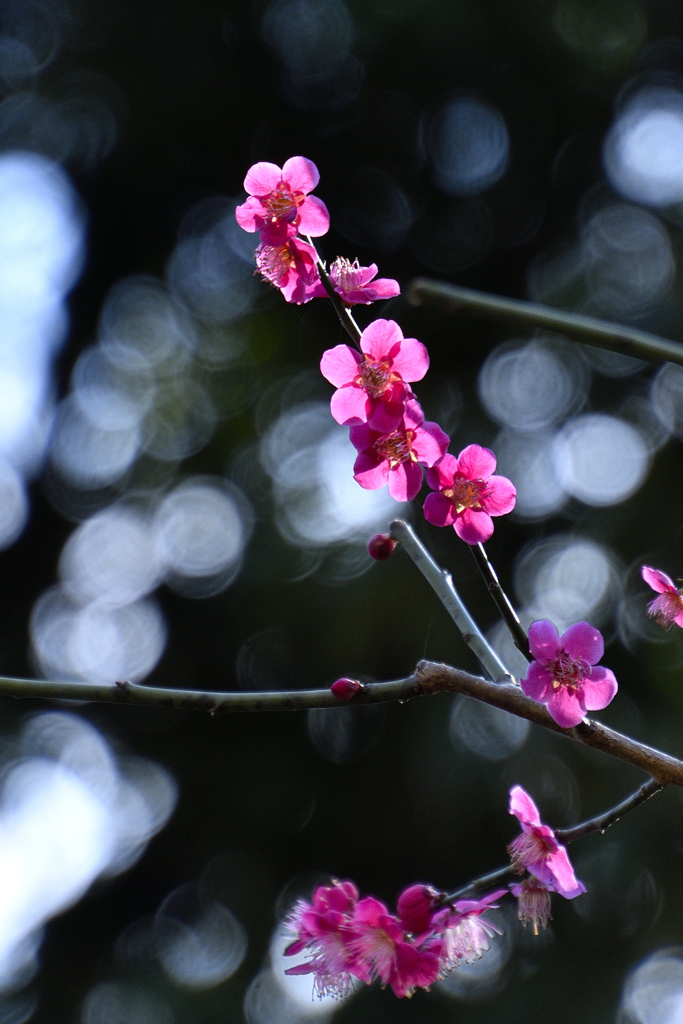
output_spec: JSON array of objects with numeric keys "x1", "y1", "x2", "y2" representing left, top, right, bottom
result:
[
  {"x1": 396, "y1": 884, "x2": 441, "y2": 937},
  {"x1": 520, "y1": 620, "x2": 618, "y2": 729},
  {"x1": 329, "y1": 257, "x2": 400, "y2": 305},
  {"x1": 436, "y1": 892, "x2": 503, "y2": 971},
  {"x1": 423, "y1": 445, "x2": 516, "y2": 545},
  {"x1": 320, "y1": 319, "x2": 430, "y2": 433},
  {"x1": 284, "y1": 880, "x2": 359, "y2": 999},
  {"x1": 255, "y1": 223, "x2": 322, "y2": 304},
  {"x1": 510, "y1": 879, "x2": 553, "y2": 935},
  {"x1": 508, "y1": 785, "x2": 586, "y2": 899},
  {"x1": 641, "y1": 565, "x2": 683, "y2": 628},
  {"x1": 350, "y1": 400, "x2": 449, "y2": 503},
  {"x1": 235, "y1": 156, "x2": 330, "y2": 236},
  {"x1": 349, "y1": 896, "x2": 441, "y2": 998}
]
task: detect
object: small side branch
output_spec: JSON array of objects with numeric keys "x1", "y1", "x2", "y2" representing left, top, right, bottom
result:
[
  {"x1": 390, "y1": 519, "x2": 514, "y2": 683},
  {"x1": 470, "y1": 543, "x2": 530, "y2": 661},
  {"x1": 407, "y1": 278, "x2": 683, "y2": 368},
  {"x1": 307, "y1": 236, "x2": 362, "y2": 345}
]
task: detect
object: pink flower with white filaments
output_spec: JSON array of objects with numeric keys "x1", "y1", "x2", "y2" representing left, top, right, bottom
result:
[
  {"x1": 423, "y1": 444, "x2": 516, "y2": 544},
  {"x1": 320, "y1": 318, "x2": 429, "y2": 433},
  {"x1": 508, "y1": 786, "x2": 585, "y2": 897},
  {"x1": 235, "y1": 156, "x2": 330, "y2": 236},
  {"x1": 520, "y1": 620, "x2": 618, "y2": 728},
  {"x1": 254, "y1": 223, "x2": 322, "y2": 304},
  {"x1": 641, "y1": 565, "x2": 683, "y2": 628},
  {"x1": 350, "y1": 399, "x2": 449, "y2": 502},
  {"x1": 328, "y1": 257, "x2": 400, "y2": 305}
]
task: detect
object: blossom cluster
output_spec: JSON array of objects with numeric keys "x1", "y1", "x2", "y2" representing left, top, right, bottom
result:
[
  {"x1": 284, "y1": 785, "x2": 585, "y2": 1000},
  {"x1": 235, "y1": 156, "x2": 516, "y2": 541}
]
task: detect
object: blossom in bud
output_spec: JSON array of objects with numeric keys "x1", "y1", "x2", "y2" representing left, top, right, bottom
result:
[
  {"x1": 284, "y1": 880, "x2": 359, "y2": 999},
  {"x1": 255, "y1": 223, "x2": 322, "y2": 304},
  {"x1": 436, "y1": 891, "x2": 504, "y2": 972},
  {"x1": 510, "y1": 879, "x2": 552, "y2": 935},
  {"x1": 349, "y1": 896, "x2": 442, "y2": 998},
  {"x1": 331, "y1": 678, "x2": 364, "y2": 701},
  {"x1": 396, "y1": 884, "x2": 441, "y2": 937},
  {"x1": 235, "y1": 156, "x2": 330, "y2": 236},
  {"x1": 350, "y1": 399, "x2": 449, "y2": 503},
  {"x1": 367, "y1": 533, "x2": 397, "y2": 560},
  {"x1": 320, "y1": 319, "x2": 430, "y2": 433},
  {"x1": 520, "y1": 620, "x2": 617, "y2": 728},
  {"x1": 329, "y1": 257, "x2": 400, "y2": 305},
  {"x1": 641, "y1": 565, "x2": 683, "y2": 628},
  {"x1": 423, "y1": 445, "x2": 516, "y2": 544},
  {"x1": 508, "y1": 786, "x2": 585, "y2": 898}
]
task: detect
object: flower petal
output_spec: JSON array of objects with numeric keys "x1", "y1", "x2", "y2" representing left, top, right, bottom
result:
[
  {"x1": 561, "y1": 622, "x2": 604, "y2": 665},
  {"x1": 413, "y1": 421, "x2": 450, "y2": 467},
  {"x1": 482, "y1": 475, "x2": 517, "y2": 516},
  {"x1": 367, "y1": 398, "x2": 404, "y2": 432},
  {"x1": 520, "y1": 660, "x2": 553, "y2": 703},
  {"x1": 527, "y1": 620, "x2": 561, "y2": 662},
  {"x1": 244, "y1": 161, "x2": 282, "y2": 195},
  {"x1": 641, "y1": 565, "x2": 677, "y2": 594},
  {"x1": 234, "y1": 196, "x2": 265, "y2": 232},
  {"x1": 426, "y1": 453, "x2": 457, "y2": 491},
  {"x1": 546, "y1": 687, "x2": 585, "y2": 728},
  {"x1": 320, "y1": 344, "x2": 362, "y2": 388},
  {"x1": 456, "y1": 444, "x2": 496, "y2": 481},
  {"x1": 581, "y1": 667, "x2": 618, "y2": 711},
  {"x1": 390, "y1": 338, "x2": 430, "y2": 383},
  {"x1": 454, "y1": 508, "x2": 494, "y2": 545},
  {"x1": 424, "y1": 491, "x2": 456, "y2": 527},
  {"x1": 544, "y1": 847, "x2": 586, "y2": 899},
  {"x1": 353, "y1": 453, "x2": 388, "y2": 490},
  {"x1": 297, "y1": 195, "x2": 330, "y2": 236},
  {"x1": 330, "y1": 386, "x2": 370, "y2": 426},
  {"x1": 509, "y1": 785, "x2": 541, "y2": 826},
  {"x1": 282, "y1": 155, "x2": 320, "y2": 194},
  {"x1": 388, "y1": 461, "x2": 423, "y2": 501},
  {"x1": 360, "y1": 319, "x2": 403, "y2": 361},
  {"x1": 349, "y1": 423, "x2": 376, "y2": 452}
]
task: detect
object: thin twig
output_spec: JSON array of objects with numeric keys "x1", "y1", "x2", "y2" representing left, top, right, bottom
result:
[
  {"x1": 444, "y1": 777, "x2": 665, "y2": 903},
  {"x1": 306, "y1": 236, "x2": 362, "y2": 345},
  {"x1": 390, "y1": 519, "x2": 514, "y2": 683},
  {"x1": 470, "y1": 543, "x2": 531, "y2": 661},
  {"x1": 407, "y1": 278, "x2": 683, "y2": 368}
]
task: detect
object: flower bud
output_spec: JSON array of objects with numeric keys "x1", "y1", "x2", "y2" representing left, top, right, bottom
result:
[
  {"x1": 368, "y1": 533, "x2": 397, "y2": 560},
  {"x1": 330, "y1": 677, "x2": 364, "y2": 701}
]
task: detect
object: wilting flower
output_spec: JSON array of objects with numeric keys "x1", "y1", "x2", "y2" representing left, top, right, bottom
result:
[
  {"x1": 508, "y1": 786, "x2": 585, "y2": 898},
  {"x1": 349, "y1": 896, "x2": 442, "y2": 998},
  {"x1": 350, "y1": 399, "x2": 449, "y2": 502},
  {"x1": 510, "y1": 879, "x2": 553, "y2": 935},
  {"x1": 641, "y1": 565, "x2": 683, "y2": 629},
  {"x1": 284, "y1": 880, "x2": 359, "y2": 998},
  {"x1": 255, "y1": 223, "x2": 322, "y2": 304},
  {"x1": 436, "y1": 892, "x2": 504, "y2": 972},
  {"x1": 423, "y1": 445, "x2": 516, "y2": 544},
  {"x1": 235, "y1": 156, "x2": 330, "y2": 236},
  {"x1": 329, "y1": 257, "x2": 400, "y2": 305},
  {"x1": 520, "y1": 620, "x2": 618, "y2": 728},
  {"x1": 320, "y1": 319, "x2": 430, "y2": 433}
]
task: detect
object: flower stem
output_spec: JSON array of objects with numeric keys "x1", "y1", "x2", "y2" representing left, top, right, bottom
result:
[
  {"x1": 443, "y1": 777, "x2": 665, "y2": 903},
  {"x1": 306, "y1": 236, "x2": 362, "y2": 345},
  {"x1": 470, "y1": 543, "x2": 531, "y2": 661},
  {"x1": 407, "y1": 278, "x2": 683, "y2": 367},
  {"x1": 389, "y1": 519, "x2": 514, "y2": 683}
]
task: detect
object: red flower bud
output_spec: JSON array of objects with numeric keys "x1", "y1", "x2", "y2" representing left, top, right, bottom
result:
[
  {"x1": 330, "y1": 677, "x2": 364, "y2": 701},
  {"x1": 368, "y1": 533, "x2": 397, "y2": 560}
]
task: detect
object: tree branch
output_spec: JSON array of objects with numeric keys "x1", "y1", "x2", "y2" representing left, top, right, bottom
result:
[
  {"x1": 390, "y1": 519, "x2": 514, "y2": 683},
  {"x1": 407, "y1": 277, "x2": 683, "y2": 368},
  {"x1": 470, "y1": 543, "x2": 531, "y2": 661},
  {"x1": 307, "y1": 236, "x2": 362, "y2": 345}
]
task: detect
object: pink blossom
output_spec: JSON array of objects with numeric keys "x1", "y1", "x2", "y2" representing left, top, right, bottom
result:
[
  {"x1": 367, "y1": 532, "x2": 397, "y2": 561},
  {"x1": 235, "y1": 156, "x2": 330, "y2": 236},
  {"x1": 436, "y1": 892, "x2": 504, "y2": 971},
  {"x1": 330, "y1": 677, "x2": 364, "y2": 700},
  {"x1": 320, "y1": 319, "x2": 430, "y2": 433},
  {"x1": 284, "y1": 880, "x2": 359, "y2": 998},
  {"x1": 423, "y1": 445, "x2": 516, "y2": 545},
  {"x1": 329, "y1": 257, "x2": 400, "y2": 305},
  {"x1": 510, "y1": 879, "x2": 552, "y2": 935},
  {"x1": 350, "y1": 400, "x2": 449, "y2": 503},
  {"x1": 508, "y1": 785, "x2": 586, "y2": 899},
  {"x1": 396, "y1": 884, "x2": 441, "y2": 937},
  {"x1": 255, "y1": 223, "x2": 322, "y2": 304},
  {"x1": 349, "y1": 896, "x2": 442, "y2": 998},
  {"x1": 520, "y1": 620, "x2": 618, "y2": 728},
  {"x1": 641, "y1": 565, "x2": 683, "y2": 628}
]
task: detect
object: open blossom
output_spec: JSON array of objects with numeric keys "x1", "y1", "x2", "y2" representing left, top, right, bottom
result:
[
  {"x1": 510, "y1": 879, "x2": 553, "y2": 935},
  {"x1": 284, "y1": 880, "x2": 359, "y2": 999},
  {"x1": 320, "y1": 319, "x2": 430, "y2": 433},
  {"x1": 641, "y1": 565, "x2": 683, "y2": 628},
  {"x1": 350, "y1": 399, "x2": 449, "y2": 502},
  {"x1": 520, "y1": 620, "x2": 618, "y2": 728},
  {"x1": 423, "y1": 445, "x2": 516, "y2": 544},
  {"x1": 255, "y1": 223, "x2": 322, "y2": 304},
  {"x1": 329, "y1": 257, "x2": 400, "y2": 305},
  {"x1": 235, "y1": 156, "x2": 330, "y2": 236},
  {"x1": 349, "y1": 896, "x2": 442, "y2": 998},
  {"x1": 508, "y1": 786, "x2": 585, "y2": 899},
  {"x1": 436, "y1": 892, "x2": 504, "y2": 971}
]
